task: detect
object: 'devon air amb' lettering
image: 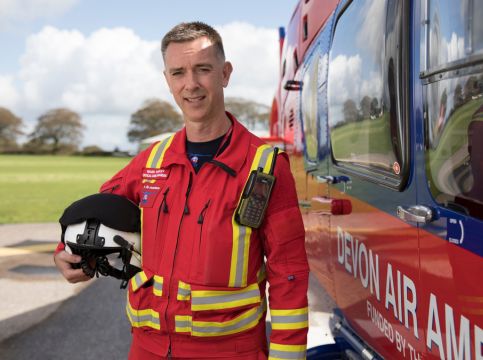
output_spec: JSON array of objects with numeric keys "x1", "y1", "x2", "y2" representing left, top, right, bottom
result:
[{"x1": 337, "y1": 227, "x2": 483, "y2": 360}]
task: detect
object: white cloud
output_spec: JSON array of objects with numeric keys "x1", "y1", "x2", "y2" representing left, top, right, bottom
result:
[
  {"x1": 4, "y1": 22, "x2": 280, "y2": 150},
  {"x1": 0, "y1": 75, "x2": 19, "y2": 108},
  {"x1": 446, "y1": 32, "x2": 465, "y2": 64},
  {"x1": 217, "y1": 22, "x2": 279, "y2": 105},
  {"x1": 19, "y1": 26, "x2": 166, "y2": 115},
  {"x1": 328, "y1": 54, "x2": 362, "y2": 106},
  {"x1": 0, "y1": 0, "x2": 78, "y2": 26},
  {"x1": 356, "y1": 0, "x2": 385, "y2": 61}
]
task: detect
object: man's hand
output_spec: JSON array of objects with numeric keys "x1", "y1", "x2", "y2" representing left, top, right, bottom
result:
[{"x1": 54, "y1": 251, "x2": 92, "y2": 283}]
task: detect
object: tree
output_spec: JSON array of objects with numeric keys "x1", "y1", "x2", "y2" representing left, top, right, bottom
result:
[
  {"x1": 343, "y1": 99, "x2": 359, "y2": 123},
  {"x1": 225, "y1": 97, "x2": 269, "y2": 130},
  {"x1": 128, "y1": 99, "x2": 182, "y2": 142},
  {"x1": 0, "y1": 107, "x2": 23, "y2": 152},
  {"x1": 28, "y1": 108, "x2": 84, "y2": 154},
  {"x1": 360, "y1": 96, "x2": 372, "y2": 119}
]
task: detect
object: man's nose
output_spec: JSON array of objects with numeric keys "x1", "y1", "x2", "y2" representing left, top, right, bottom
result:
[{"x1": 184, "y1": 71, "x2": 200, "y2": 91}]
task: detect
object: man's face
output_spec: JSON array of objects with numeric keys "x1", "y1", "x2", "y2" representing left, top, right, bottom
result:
[{"x1": 163, "y1": 37, "x2": 232, "y2": 124}]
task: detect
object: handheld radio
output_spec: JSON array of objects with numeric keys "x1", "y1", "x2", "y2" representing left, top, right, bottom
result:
[{"x1": 235, "y1": 147, "x2": 279, "y2": 228}]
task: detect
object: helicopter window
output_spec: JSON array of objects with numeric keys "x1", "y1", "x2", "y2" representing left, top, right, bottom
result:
[
  {"x1": 301, "y1": 52, "x2": 319, "y2": 162},
  {"x1": 327, "y1": 0, "x2": 407, "y2": 188},
  {"x1": 423, "y1": 0, "x2": 483, "y2": 72},
  {"x1": 424, "y1": 0, "x2": 483, "y2": 220}
]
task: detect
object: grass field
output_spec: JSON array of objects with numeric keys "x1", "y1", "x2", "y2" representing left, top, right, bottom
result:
[{"x1": 0, "y1": 155, "x2": 131, "y2": 224}]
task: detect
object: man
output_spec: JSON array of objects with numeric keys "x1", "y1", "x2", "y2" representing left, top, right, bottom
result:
[{"x1": 54, "y1": 22, "x2": 309, "y2": 359}]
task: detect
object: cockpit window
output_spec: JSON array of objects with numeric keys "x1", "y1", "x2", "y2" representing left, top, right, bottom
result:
[{"x1": 424, "y1": 0, "x2": 483, "y2": 220}]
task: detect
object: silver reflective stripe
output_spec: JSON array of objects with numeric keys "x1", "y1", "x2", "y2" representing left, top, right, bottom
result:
[
  {"x1": 154, "y1": 280, "x2": 163, "y2": 294},
  {"x1": 271, "y1": 314, "x2": 308, "y2": 324},
  {"x1": 269, "y1": 349, "x2": 306, "y2": 359},
  {"x1": 175, "y1": 318, "x2": 191, "y2": 328},
  {"x1": 192, "y1": 301, "x2": 264, "y2": 334},
  {"x1": 131, "y1": 271, "x2": 147, "y2": 292},
  {"x1": 257, "y1": 146, "x2": 273, "y2": 171},
  {"x1": 149, "y1": 136, "x2": 172, "y2": 168},
  {"x1": 191, "y1": 288, "x2": 260, "y2": 306},
  {"x1": 178, "y1": 287, "x2": 191, "y2": 298},
  {"x1": 234, "y1": 225, "x2": 248, "y2": 287},
  {"x1": 126, "y1": 306, "x2": 160, "y2": 328}
]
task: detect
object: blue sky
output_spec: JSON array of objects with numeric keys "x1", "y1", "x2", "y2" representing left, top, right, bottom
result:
[{"x1": 0, "y1": 0, "x2": 298, "y2": 150}]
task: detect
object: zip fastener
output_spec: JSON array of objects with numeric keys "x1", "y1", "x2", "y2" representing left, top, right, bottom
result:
[
  {"x1": 197, "y1": 200, "x2": 210, "y2": 224},
  {"x1": 154, "y1": 187, "x2": 170, "y2": 250},
  {"x1": 184, "y1": 172, "x2": 193, "y2": 214},
  {"x1": 165, "y1": 171, "x2": 193, "y2": 356},
  {"x1": 197, "y1": 200, "x2": 211, "y2": 252},
  {"x1": 101, "y1": 184, "x2": 120, "y2": 193},
  {"x1": 161, "y1": 187, "x2": 170, "y2": 213}
]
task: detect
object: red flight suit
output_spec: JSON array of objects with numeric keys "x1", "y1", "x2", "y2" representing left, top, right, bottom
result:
[{"x1": 59, "y1": 113, "x2": 309, "y2": 359}]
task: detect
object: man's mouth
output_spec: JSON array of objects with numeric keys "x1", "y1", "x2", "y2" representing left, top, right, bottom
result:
[{"x1": 185, "y1": 96, "x2": 205, "y2": 103}]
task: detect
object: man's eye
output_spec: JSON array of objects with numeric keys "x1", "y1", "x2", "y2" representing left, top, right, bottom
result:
[
  {"x1": 199, "y1": 68, "x2": 210, "y2": 73},
  {"x1": 171, "y1": 71, "x2": 182, "y2": 76}
]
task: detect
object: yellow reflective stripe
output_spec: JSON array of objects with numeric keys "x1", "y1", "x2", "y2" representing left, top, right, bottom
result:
[
  {"x1": 131, "y1": 271, "x2": 148, "y2": 292},
  {"x1": 271, "y1": 307, "x2": 309, "y2": 316},
  {"x1": 191, "y1": 299, "x2": 266, "y2": 337},
  {"x1": 177, "y1": 281, "x2": 191, "y2": 301},
  {"x1": 271, "y1": 321, "x2": 308, "y2": 330},
  {"x1": 229, "y1": 144, "x2": 275, "y2": 287},
  {"x1": 269, "y1": 343, "x2": 307, "y2": 360},
  {"x1": 271, "y1": 307, "x2": 308, "y2": 330},
  {"x1": 145, "y1": 141, "x2": 162, "y2": 168},
  {"x1": 125, "y1": 294, "x2": 160, "y2": 330},
  {"x1": 191, "y1": 283, "x2": 260, "y2": 311},
  {"x1": 153, "y1": 275, "x2": 163, "y2": 296},
  {"x1": 230, "y1": 216, "x2": 251, "y2": 287},
  {"x1": 146, "y1": 135, "x2": 174, "y2": 168},
  {"x1": 142, "y1": 135, "x2": 175, "y2": 183},
  {"x1": 175, "y1": 315, "x2": 192, "y2": 333}
]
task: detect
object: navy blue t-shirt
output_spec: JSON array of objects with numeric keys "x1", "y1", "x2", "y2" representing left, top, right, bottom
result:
[{"x1": 186, "y1": 134, "x2": 225, "y2": 173}]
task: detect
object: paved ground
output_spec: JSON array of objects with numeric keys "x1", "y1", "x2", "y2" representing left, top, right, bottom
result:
[
  {"x1": 0, "y1": 223, "x2": 90, "y2": 343},
  {"x1": 0, "y1": 222, "x2": 334, "y2": 352}
]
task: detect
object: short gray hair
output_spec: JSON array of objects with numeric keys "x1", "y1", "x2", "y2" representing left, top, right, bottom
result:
[{"x1": 161, "y1": 21, "x2": 225, "y2": 60}]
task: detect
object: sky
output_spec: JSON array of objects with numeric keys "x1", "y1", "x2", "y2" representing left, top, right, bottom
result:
[{"x1": 0, "y1": 0, "x2": 298, "y2": 151}]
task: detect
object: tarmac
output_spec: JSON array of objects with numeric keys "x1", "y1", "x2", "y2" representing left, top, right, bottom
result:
[
  {"x1": 0, "y1": 222, "x2": 334, "y2": 348},
  {"x1": 0, "y1": 223, "x2": 90, "y2": 343}
]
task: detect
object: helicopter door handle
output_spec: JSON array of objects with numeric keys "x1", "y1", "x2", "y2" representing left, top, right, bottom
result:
[
  {"x1": 396, "y1": 205, "x2": 434, "y2": 224},
  {"x1": 284, "y1": 80, "x2": 303, "y2": 91}
]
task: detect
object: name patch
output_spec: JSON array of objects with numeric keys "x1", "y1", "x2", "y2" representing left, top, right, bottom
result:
[{"x1": 142, "y1": 168, "x2": 170, "y2": 180}]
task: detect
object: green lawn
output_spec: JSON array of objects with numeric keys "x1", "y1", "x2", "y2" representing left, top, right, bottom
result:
[{"x1": 0, "y1": 155, "x2": 131, "y2": 224}]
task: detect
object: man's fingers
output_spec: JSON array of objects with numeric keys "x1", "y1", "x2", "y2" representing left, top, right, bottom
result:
[
  {"x1": 63, "y1": 268, "x2": 92, "y2": 283},
  {"x1": 54, "y1": 250, "x2": 92, "y2": 283},
  {"x1": 55, "y1": 250, "x2": 82, "y2": 264}
]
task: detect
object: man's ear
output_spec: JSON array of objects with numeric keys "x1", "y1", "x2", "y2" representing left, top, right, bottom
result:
[
  {"x1": 163, "y1": 70, "x2": 172, "y2": 93},
  {"x1": 222, "y1": 61, "x2": 233, "y2": 88}
]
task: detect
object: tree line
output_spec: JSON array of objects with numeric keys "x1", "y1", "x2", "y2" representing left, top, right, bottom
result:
[{"x1": 0, "y1": 97, "x2": 269, "y2": 155}]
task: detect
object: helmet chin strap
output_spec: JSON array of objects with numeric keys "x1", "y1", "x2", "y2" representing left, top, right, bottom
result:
[{"x1": 74, "y1": 234, "x2": 142, "y2": 289}]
